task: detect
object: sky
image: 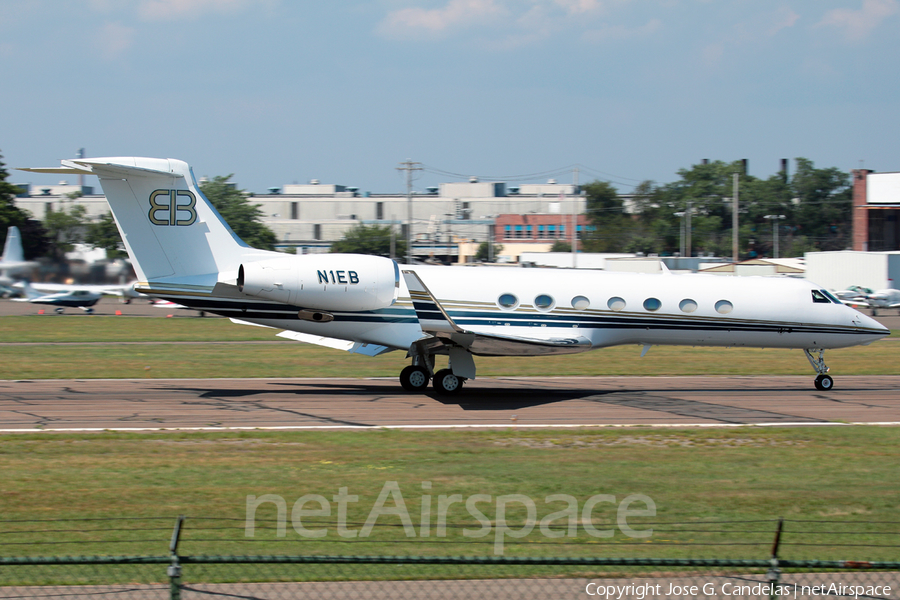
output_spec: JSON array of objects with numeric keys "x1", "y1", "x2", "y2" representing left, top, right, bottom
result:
[{"x1": 2, "y1": 0, "x2": 899, "y2": 195}]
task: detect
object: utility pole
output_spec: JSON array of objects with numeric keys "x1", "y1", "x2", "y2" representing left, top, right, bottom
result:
[
  {"x1": 390, "y1": 213, "x2": 396, "y2": 260},
  {"x1": 572, "y1": 167, "x2": 579, "y2": 268},
  {"x1": 397, "y1": 160, "x2": 422, "y2": 265},
  {"x1": 685, "y1": 200, "x2": 692, "y2": 259},
  {"x1": 732, "y1": 173, "x2": 739, "y2": 264},
  {"x1": 764, "y1": 214, "x2": 786, "y2": 259}
]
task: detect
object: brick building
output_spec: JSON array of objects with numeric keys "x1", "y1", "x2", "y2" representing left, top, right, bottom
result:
[
  {"x1": 493, "y1": 214, "x2": 593, "y2": 245},
  {"x1": 852, "y1": 169, "x2": 900, "y2": 251}
]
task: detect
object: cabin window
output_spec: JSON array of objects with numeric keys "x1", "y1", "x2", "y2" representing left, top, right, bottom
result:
[
  {"x1": 679, "y1": 299, "x2": 698, "y2": 313},
  {"x1": 534, "y1": 294, "x2": 554, "y2": 310},
  {"x1": 608, "y1": 297, "x2": 626, "y2": 311},
  {"x1": 811, "y1": 290, "x2": 831, "y2": 304},
  {"x1": 643, "y1": 298, "x2": 662, "y2": 311},
  {"x1": 715, "y1": 300, "x2": 734, "y2": 314},
  {"x1": 571, "y1": 295, "x2": 590, "y2": 310},
  {"x1": 498, "y1": 293, "x2": 519, "y2": 310}
]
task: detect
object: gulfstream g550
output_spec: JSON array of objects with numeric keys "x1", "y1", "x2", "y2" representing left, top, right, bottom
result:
[{"x1": 21, "y1": 157, "x2": 888, "y2": 394}]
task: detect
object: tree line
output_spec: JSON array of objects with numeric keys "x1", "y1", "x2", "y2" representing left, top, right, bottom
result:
[{"x1": 580, "y1": 158, "x2": 852, "y2": 259}]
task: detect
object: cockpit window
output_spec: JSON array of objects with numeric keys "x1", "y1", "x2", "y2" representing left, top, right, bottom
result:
[
  {"x1": 820, "y1": 289, "x2": 841, "y2": 304},
  {"x1": 811, "y1": 290, "x2": 831, "y2": 304}
]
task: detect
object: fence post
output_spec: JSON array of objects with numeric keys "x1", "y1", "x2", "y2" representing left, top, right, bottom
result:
[
  {"x1": 767, "y1": 517, "x2": 784, "y2": 599},
  {"x1": 168, "y1": 516, "x2": 185, "y2": 600}
]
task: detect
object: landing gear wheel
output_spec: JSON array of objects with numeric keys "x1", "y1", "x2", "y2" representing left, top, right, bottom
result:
[
  {"x1": 400, "y1": 365, "x2": 430, "y2": 392},
  {"x1": 433, "y1": 368, "x2": 464, "y2": 395},
  {"x1": 814, "y1": 374, "x2": 834, "y2": 391}
]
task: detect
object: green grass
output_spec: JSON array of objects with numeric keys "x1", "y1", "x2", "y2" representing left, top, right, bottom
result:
[
  {"x1": 0, "y1": 316, "x2": 897, "y2": 379},
  {"x1": 1, "y1": 428, "x2": 897, "y2": 562}
]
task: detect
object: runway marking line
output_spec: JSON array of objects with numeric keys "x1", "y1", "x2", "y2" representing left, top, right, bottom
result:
[{"x1": 2, "y1": 421, "x2": 900, "y2": 433}]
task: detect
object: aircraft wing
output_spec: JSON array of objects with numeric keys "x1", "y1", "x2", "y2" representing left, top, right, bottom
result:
[
  {"x1": 402, "y1": 270, "x2": 591, "y2": 357},
  {"x1": 229, "y1": 319, "x2": 395, "y2": 356}
]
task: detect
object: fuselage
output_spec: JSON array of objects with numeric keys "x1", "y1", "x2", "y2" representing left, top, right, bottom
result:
[{"x1": 173, "y1": 265, "x2": 888, "y2": 355}]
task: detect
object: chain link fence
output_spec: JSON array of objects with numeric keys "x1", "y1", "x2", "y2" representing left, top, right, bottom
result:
[
  {"x1": 0, "y1": 556, "x2": 897, "y2": 599},
  {"x1": 1, "y1": 515, "x2": 897, "y2": 599}
]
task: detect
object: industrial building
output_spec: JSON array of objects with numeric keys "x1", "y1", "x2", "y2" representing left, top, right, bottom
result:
[
  {"x1": 13, "y1": 177, "x2": 586, "y2": 263},
  {"x1": 852, "y1": 169, "x2": 900, "y2": 251}
]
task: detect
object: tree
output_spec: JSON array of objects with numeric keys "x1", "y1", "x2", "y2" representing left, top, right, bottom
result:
[
  {"x1": 474, "y1": 241, "x2": 503, "y2": 262},
  {"x1": 790, "y1": 158, "x2": 852, "y2": 251},
  {"x1": 581, "y1": 180, "x2": 635, "y2": 252},
  {"x1": 0, "y1": 151, "x2": 48, "y2": 258},
  {"x1": 330, "y1": 224, "x2": 406, "y2": 258},
  {"x1": 549, "y1": 240, "x2": 571, "y2": 252},
  {"x1": 43, "y1": 198, "x2": 87, "y2": 261},
  {"x1": 85, "y1": 212, "x2": 128, "y2": 259},
  {"x1": 199, "y1": 176, "x2": 277, "y2": 250}
]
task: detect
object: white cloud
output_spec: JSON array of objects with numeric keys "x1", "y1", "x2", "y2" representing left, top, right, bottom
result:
[
  {"x1": 378, "y1": 0, "x2": 508, "y2": 39},
  {"x1": 554, "y1": 0, "x2": 605, "y2": 15},
  {"x1": 765, "y1": 6, "x2": 800, "y2": 37},
  {"x1": 583, "y1": 18, "x2": 661, "y2": 43},
  {"x1": 137, "y1": 0, "x2": 275, "y2": 21},
  {"x1": 94, "y1": 21, "x2": 136, "y2": 59},
  {"x1": 817, "y1": 0, "x2": 898, "y2": 42}
]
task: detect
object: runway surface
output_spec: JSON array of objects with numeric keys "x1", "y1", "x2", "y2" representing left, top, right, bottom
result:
[{"x1": 1, "y1": 375, "x2": 899, "y2": 432}]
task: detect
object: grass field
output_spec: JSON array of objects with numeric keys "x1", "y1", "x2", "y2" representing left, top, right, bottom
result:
[
  {"x1": 0, "y1": 316, "x2": 897, "y2": 379},
  {"x1": 0, "y1": 316, "x2": 897, "y2": 570},
  {"x1": 1, "y1": 427, "x2": 898, "y2": 561}
]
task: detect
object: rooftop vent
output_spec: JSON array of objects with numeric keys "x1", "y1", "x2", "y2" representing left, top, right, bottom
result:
[{"x1": 268, "y1": 187, "x2": 280, "y2": 194}]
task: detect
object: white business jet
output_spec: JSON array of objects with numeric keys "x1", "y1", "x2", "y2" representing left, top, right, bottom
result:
[{"x1": 21, "y1": 158, "x2": 888, "y2": 394}]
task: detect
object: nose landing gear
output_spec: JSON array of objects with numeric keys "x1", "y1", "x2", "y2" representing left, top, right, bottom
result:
[{"x1": 804, "y1": 349, "x2": 834, "y2": 391}]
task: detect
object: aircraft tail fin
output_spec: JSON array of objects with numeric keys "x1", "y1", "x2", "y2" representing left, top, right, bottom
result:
[
  {"x1": 20, "y1": 158, "x2": 275, "y2": 288},
  {"x1": 16, "y1": 281, "x2": 41, "y2": 300},
  {"x1": 1, "y1": 227, "x2": 24, "y2": 264}
]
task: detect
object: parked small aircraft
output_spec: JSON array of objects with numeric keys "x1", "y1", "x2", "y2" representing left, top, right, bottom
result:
[
  {"x1": 0, "y1": 226, "x2": 38, "y2": 289},
  {"x1": 21, "y1": 157, "x2": 889, "y2": 393},
  {"x1": 13, "y1": 281, "x2": 102, "y2": 314}
]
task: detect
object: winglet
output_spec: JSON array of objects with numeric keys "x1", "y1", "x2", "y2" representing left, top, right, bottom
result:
[{"x1": 402, "y1": 270, "x2": 467, "y2": 335}]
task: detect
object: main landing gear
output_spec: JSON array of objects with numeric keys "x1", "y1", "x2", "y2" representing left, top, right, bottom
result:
[
  {"x1": 398, "y1": 345, "x2": 467, "y2": 395},
  {"x1": 804, "y1": 349, "x2": 834, "y2": 391}
]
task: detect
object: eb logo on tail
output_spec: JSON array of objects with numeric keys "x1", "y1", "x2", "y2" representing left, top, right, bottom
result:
[{"x1": 149, "y1": 189, "x2": 198, "y2": 226}]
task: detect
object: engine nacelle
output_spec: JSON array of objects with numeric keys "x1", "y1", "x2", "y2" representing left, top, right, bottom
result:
[{"x1": 238, "y1": 254, "x2": 399, "y2": 312}]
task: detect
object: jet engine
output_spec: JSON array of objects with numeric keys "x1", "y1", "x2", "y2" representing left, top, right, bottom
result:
[{"x1": 238, "y1": 254, "x2": 399, "y2": 312}]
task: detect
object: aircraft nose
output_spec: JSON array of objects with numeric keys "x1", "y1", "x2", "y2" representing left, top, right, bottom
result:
[{"x1": 853, "y1": 311, "x2": 890, "y2": 337}]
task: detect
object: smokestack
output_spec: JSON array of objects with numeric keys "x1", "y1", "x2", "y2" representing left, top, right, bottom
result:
[
  {"x1": 780, "y1": 158, "x2": 788, "y2": 183},
  {"x1": 741, "y1": 159, "x2": 748, "y2": 175},
  {"x1": 76, "y1": 148, "x2": 85, "y2": 189},
  {"x1": 702, "y1": 159, "x2": 709, "y2": 165}
]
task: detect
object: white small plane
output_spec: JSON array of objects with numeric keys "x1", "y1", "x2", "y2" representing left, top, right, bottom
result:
[
  {"x1": 23, "y1": 281, "x2": 143, "y2": 303},
  {"x1": 866, "y1": 288, "x2": 900, "y2": 310},
  {"x1": 12, "y1": 281, "x2": 103, "y2": 314},
  {"x1": 834, "y1": 286, "x2": 900, "y2": 313},
  {"x1": 22, "y1": 157, "x2": 889, "y2": 393}
]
